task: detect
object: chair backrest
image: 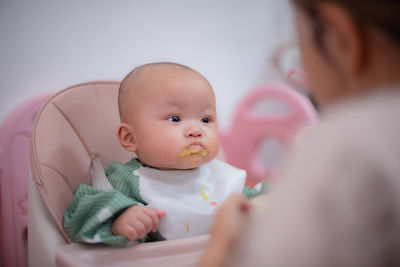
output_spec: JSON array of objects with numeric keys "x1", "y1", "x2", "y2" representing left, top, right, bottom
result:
[
  {"x1": 30, "y1": 81, "x2": 132, "y2": 241},
  {"x1": 0, "y1": 93, "x2": 52, "y2": 267},
  {"x1": 220, "y1": 82, "x2": 318, "y2": 186}
]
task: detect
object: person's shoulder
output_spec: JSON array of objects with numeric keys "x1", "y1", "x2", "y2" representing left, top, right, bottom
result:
[
  {"x1": 289, "y1": 90, "x2": 400, "y2": 189},
  {"x1": 318, "y1": 89, "x2": 400, "y2": 153}
]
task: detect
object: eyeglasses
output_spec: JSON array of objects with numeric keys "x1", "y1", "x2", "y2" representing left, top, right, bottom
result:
[{"x1": 271, "y1": 43, "x2": 309, "y2": 93}]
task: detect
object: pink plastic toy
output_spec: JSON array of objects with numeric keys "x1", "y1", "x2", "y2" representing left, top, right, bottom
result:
[
  {"x1": 0, "y1": 93, "x2": 52, "y2": 267},
  {"x1": 220, "y1": 82, "x2": 318, "y2": 186}
]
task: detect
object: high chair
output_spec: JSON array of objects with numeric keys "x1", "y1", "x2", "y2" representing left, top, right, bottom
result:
[
  {"x1": 28, "y1": 81, "x2": 208, "y2": 267},
  {"x1": 28, "y1": 80, "x2": 317, "y2": 266},
  {"x1": 0, "y1": 93, "x2": 52, "y2": 267}
]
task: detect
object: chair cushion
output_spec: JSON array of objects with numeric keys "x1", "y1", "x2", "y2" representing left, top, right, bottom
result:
[{"x1": 30, "y1": 81, "x2": 132, "y2": 241}]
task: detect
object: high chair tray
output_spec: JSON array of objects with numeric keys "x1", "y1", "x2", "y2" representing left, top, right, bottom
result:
[{"x1": 55, "y1": 234, "x2": 208, "y2": 267}]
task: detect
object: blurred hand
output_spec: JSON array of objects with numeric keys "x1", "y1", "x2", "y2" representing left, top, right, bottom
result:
[
  {"x1": 199, "y1": 194, "x2": 251, "y2": 267},
  {"x1": 210, "y1": 193, "x2": 251, "y2": 245},
  {"x1": 111, "y1": 205, "x2": 166, "y2": 241}
]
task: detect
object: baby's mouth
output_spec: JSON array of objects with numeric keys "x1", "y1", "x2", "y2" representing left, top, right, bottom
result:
[
  {"x1": 180, "y1": 143, "x2": 208, "y2": 158},
  {"x1": 187, "y1": 143, "x2": 204, "y2": 151}
]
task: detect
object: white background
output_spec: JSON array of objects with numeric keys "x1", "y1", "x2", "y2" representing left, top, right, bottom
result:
[
  {"x1": 0, "y1": 0, "x2": 296, "y2": 131},
  {"x1": 0, "y1": 2, "x2": 296, "y2": 265}
]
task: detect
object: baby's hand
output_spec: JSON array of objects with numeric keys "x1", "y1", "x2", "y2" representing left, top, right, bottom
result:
[{"x1": 111, "y1": 205, "x2": 166, "y2": 241}]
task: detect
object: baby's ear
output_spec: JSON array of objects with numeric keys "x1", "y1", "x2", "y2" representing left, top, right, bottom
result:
[{"x1": 117, "y1": 123, "x2": 137, "y2": 152}]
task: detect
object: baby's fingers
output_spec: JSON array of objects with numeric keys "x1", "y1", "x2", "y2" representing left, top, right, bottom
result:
[
  {"x1": 156, "y1": 209, "x2": 166, "y2": 218},
  {"x1": 131, "y1": 220, "x2": 147, "y2": 239},
  {"x1": 122, "y1": 224, "x2": 139, "y2": 241},
  {"x1": 137, "y1": 212, "x2": 155, "y2": 233},
  {"x1": 143, "y1": 208, "x2": 165, "y2": 232}
]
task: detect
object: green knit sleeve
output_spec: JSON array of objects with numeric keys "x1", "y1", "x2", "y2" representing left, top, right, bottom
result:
[
  {"x1": 105, "y1": 159, "x2": 146, "y2": 204},
  {"x1": 63, "y1": 184, "x2": 139, "y2": 247},
  {"x1": 63, "y1": 159, "x2": 146, "y2": 247}
]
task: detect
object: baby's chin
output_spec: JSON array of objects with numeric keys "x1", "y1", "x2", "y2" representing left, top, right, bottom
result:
[
  {"x1": 177, "y1": 153, "x2": 217, "y2": 169},
  {"x1": 140, "y1": 156, "x2": 214, "y2": 170},
  {"x1": 173, "y1": 161, "x2": 206, "y2": 170}
]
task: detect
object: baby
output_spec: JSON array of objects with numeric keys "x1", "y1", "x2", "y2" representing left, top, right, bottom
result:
[{"x1": 64, "y1": 62, "x2": 264, "y2": 246}]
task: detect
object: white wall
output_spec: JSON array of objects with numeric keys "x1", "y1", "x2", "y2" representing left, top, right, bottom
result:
[{"x1": 0, "y1": 0, "x2": 296, "y2": 131}]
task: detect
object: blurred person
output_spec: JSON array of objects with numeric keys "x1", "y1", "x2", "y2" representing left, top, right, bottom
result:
[{"x1": 200, "y1": 0, "x2": 400, "y2": 266}]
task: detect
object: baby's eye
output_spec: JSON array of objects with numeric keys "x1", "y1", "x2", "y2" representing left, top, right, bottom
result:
[
  {"x1": 168, "y1": 115, "x2": 181, "y2": 122},
  {"x1": 202, "y1": 117, "x2": 211, "y2": 123}
]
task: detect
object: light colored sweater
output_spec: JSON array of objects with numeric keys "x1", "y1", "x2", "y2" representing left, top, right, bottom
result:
[{"x1": 230, "y1": 89, "x2": 400, "y2": 267}]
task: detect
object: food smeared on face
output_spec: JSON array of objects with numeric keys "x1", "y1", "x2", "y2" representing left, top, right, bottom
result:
[
  {"x1": 180, "y1": 146, "x2": 208, "y2": 166},
  {"x1": 179, "y1": 140, "x2": 216, "y2": 167}
]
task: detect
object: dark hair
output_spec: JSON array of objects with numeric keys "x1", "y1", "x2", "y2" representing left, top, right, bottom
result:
[{"x1": 292, "y1": 0, "x2": 400, "y2": 43}]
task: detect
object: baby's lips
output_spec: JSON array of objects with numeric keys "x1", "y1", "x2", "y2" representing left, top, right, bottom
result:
[{"x1": 187, "y1": 143, "x2": 204, "y2": 151}]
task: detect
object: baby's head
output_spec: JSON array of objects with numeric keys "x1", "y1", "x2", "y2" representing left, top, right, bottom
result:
[{"x1": 117, "y1": 62, "x2": 220, "y2": 170}]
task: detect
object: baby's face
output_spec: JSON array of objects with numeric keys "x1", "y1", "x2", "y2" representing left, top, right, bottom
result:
[{"x1": 125, "y1": 68, "x2": 220, "y2": 169}]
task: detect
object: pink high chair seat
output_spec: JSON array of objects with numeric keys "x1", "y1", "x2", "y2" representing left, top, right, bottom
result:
[
  {"x1": 30, "y1": 81, "x2": 132, "y2": 242},
  {"x1": 0, "y1": 93, "x2": 52, "y2": 267},
  {"x1": 221, "y1": 82, "x2": 318, "y2": 186},
  {"x1": 29, "y1": 81, "x2": 208, "y2": 267}
]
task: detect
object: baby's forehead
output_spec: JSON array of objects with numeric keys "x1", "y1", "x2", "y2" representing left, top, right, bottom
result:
[
  {"x1": 119, "y1": 63, "x2": 214, "y2": 118},
  {"x1": 131, "y1": 66, "x2": 210, "y2": 93},
  {"x1": 136, "y1": 64, "x2": 199, "y2": 83},
  {"x1": 126, "y1": 66, "x2": 189, "y2": 91}
]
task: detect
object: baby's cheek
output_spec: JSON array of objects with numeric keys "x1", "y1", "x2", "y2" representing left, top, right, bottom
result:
[
  {"x1": 209, "y1": 143, "x2": 220, "y2": 160},
  {"x1": 205, "y1": 136, "x2": 220, "y2": 160},
  {"x1": 142, "y1": 145, "x2": 180, "y2": 168},
  {"x1": 153, "y1": 136, "x2": 182, "y2": 157}
]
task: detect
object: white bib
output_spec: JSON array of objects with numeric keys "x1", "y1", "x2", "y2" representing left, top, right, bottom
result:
[{"x1": 136, "y1": 159, "x2": 246, "y2": 240}]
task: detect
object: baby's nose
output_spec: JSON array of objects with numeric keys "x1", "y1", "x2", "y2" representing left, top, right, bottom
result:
[{"x1": 185, "y1": 126, "x2": 202, "y2": 138}]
